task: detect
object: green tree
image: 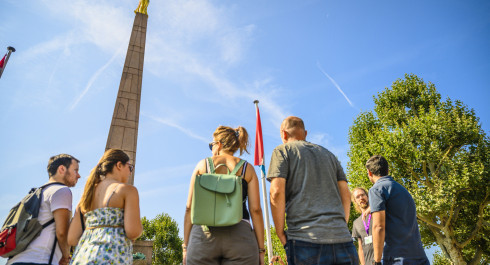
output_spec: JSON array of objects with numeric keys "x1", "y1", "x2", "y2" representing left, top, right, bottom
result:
[
  {"x1": 347, "y1": 74, "x2": 489, "y2": 265},
  {"x1": 138, "y1": 213, "x2": 183, "y2": 265},
  {"x1": 265, "y1": 226, "x2": 287, "y2": 264}
]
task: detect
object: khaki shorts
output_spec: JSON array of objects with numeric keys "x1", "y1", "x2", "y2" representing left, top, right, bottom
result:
[{"x1": 186, "y1": 220, "x2": 259, "y2": 265}]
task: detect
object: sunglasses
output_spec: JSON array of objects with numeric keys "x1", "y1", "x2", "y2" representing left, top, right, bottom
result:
[
  {"x1": 208, "y1": 141, "x2": 219, "y2": 151},
  {"x1": 128, "y1": 163, "x2": 134, "y2": 172}
]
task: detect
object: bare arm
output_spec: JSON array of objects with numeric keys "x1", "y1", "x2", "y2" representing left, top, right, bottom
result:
[
  {"x1": 67, "y1": 205, "x2": 83, "y2": 246},
  {"x1": 269, "y1": 177, "x2": 287, "y2": 246},
  {"x1": 123, "y1": 185, "x2": 143, "y2": 240},
  {"x1": 372, "y1": 210, "x2": 386, "y2": 263},
  {"x1": 245, "y1": 163, "x2": 265, "y2": 265},
  {"x1": 357, "y1": 238, "x2": 365, "y2": 265},
  {"x1": 53, "y1": 208, "x2": 71, "y2": 264},
  {"x1": 337, "y1": 180, "x2": 351, "y2": 222},
  {"x1": 183, "y1": 160, "x2": 205, "y2": 265}
]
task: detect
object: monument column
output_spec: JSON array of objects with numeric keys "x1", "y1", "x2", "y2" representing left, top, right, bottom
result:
[{"x1": 106, "y1": 1, "x2": 149, "y2": 185}]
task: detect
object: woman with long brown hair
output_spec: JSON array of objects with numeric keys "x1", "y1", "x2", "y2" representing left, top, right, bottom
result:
[
  {"x1": 67, "y1": 148, "x2": 142, "y2": 264},
  {"x1": 183, "y1": 126, "x2": 265, "y2": 265}
]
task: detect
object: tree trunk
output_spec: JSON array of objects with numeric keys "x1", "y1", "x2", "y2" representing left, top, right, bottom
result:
[{"x1": 428, "y1": 226, "x2": 467, "y2": 264}]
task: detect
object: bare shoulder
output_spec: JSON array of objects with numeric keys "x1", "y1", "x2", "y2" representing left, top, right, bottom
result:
[
  {"x1": 244, "y1": 162, "x2": 257, "y2": 182},
  {"x1": 118, "y1": 183, "x2": 139, "y2": 195}
]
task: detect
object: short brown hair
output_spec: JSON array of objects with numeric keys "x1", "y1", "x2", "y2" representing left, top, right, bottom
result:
[
  {"x1": 47, "y1": 154, "x2": 80, "y2": 177},
  {"x1": 365, "y1": 155, "x2": 389, "y2": 177}
]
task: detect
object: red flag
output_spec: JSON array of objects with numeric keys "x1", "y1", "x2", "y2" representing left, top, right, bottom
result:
[
  {"x1": 0, "y1": 53, "x2": 6, "y2": 69},
  {"x1": 254, "y1": 104, "x2": 264, "y2": 166}
]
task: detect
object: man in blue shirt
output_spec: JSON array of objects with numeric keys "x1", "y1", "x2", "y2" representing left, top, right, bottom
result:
[{"x1": 366, "y1": 155, "x2": 429, "y2": 265}]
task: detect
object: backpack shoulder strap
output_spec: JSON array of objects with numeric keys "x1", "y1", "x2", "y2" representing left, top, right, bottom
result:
[
  {"x1": 206, "y1": 157, "x2": 215, "y2": 173},
  {"x1": 230, "y1": 160, "x2": 246, "y2": 175},
  {"x1": 42, "y1": 218, "x2": 55, "y2": 228},
  {"x1": 240, "y1": 161, "x2": 248, "y2": 177},
  {"x1": 40, "y1": 182, "x2": 66, "y2": 190}
]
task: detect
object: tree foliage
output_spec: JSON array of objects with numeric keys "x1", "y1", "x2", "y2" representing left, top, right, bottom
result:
[
  {"x1": 347, "y1": 74, "x2": 489, "y2": 265},
  {"x1": 265, "y1": 226, "x2": 287, "y2": 264},
  {"x1": 139, "y1": 213, "x2": 183, "y2": 265}
]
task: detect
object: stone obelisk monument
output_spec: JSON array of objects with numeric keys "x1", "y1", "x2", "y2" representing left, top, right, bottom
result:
[{"x1": 106, "y1": 1, "x2": 149, "y2": 185}]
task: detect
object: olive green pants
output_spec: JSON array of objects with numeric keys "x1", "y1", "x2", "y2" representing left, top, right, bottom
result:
[{"x1": 186, "y1": 221, "x2": 259, "y2": 265}]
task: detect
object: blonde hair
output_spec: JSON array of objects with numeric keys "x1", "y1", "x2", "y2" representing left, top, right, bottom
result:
[
  {"x1": 79, "y1": 149, "x2": 129, "y2": 213},
  {"x1": 351, "y1": 187, "x2": 368, "y2": 214},
  {"x1": 213, "y1": 125, "x2": 249, "y2": 156}
]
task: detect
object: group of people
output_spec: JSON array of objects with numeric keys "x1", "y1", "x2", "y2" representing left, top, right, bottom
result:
[
  {"x1": 6, "y1": 115, "x2": 430, "y2": 265},
  {"x1": 7, "y1": 149, "x2": 143, "y2": 265}
]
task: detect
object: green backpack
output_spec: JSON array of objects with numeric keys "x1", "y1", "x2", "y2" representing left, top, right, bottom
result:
[{"x1": 191, "y1": 158, "x2": 246, "y2": 227}]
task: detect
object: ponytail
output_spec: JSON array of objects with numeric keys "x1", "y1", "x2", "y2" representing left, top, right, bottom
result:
[
  {"x1": 79, "y1": 166, "x2": 102, "y2": 213},
  {"x1": 235, "y1": 126, "x2": 249, "y2": 156}
]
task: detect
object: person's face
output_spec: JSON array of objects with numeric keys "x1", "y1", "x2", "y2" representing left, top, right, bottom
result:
[
  {"x1": 63, "y1": 159, "x2": 81, "y2": 187},
  {"x1": 353, "y1": 189, "x2": 369, "y2": 210},
  {"x1": 122, "y1": 161, "x2": 133, "y2": 183}
]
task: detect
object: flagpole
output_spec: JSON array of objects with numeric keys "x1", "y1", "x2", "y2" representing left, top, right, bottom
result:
[
  {"x1": 253, "y1": 100, "x2": 274, "y2": 262},
  {"x1": 0, "y1": 46, "x2": 16, "y2": 79}
]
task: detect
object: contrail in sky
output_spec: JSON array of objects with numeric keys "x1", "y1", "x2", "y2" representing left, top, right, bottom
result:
[
  {"x1": 70, "y1": 47, "x2": 123, "y2": 110},
  {"x1": 146, "y1": 114, "x2": 209, "y2": 143},
  {"x1": 317, "y1": 62, "x2": 354, "y2": 108}
]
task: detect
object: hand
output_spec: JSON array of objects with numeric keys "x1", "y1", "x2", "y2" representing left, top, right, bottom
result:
[
  {"x1": 276, "y1": 231, "x2": 287, "y2": 246},
  {"x1": 59, "y1": 255, "x2": 70, "y2": 265},
  {"x1": 270, "y1": 255, "x2": 286, "y2": 265}
]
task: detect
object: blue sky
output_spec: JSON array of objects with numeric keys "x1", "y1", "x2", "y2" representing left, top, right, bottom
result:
[{"x1": 1, "y1": 0, "x2": 489, "y2": 262}]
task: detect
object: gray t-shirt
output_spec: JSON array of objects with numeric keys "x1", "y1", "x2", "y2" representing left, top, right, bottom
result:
[
  {"x1": 352, "y1": 215, "x2": 374, "y2": 265},
  {"x1": 267, "y1": 140, "x2": 351, "y2": 244},
  {"x1": 369, "y1": 176, "x2": 428, "y2": 260}
]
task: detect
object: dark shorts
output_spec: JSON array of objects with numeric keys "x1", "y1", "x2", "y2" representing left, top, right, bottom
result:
[
  {"x1": 285, "y1": 239, "x2": 359, "y2": 265},
  {"x1": 186, "y1": 220, "x2": 259, "y2": 265}
]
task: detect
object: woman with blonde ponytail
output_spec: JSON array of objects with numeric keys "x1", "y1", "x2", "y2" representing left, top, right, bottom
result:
[
  {"x1": 183, "y1": 125, "x2": 265, "y2": 265},
  {"x1": 67, "y1": 149, "x2": 142, "y2": 264}
]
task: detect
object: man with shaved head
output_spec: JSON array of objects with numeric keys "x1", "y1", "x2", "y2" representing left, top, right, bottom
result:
[{"x1": 267, "y1": 116, "x2": 358, "y2": 265}]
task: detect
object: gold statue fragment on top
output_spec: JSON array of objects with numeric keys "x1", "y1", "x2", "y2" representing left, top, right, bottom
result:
[{"x1": 135, "y1": 0, "x2": 149, "y2": 15}]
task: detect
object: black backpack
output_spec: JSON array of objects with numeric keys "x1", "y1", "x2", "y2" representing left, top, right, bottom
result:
[{"x1": 0, "y1": 182, "x2": 66, "y2": 263}]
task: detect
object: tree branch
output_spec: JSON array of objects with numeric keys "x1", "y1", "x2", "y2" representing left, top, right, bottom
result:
[
  {"x1": 455, "y1": 192, "x2": 489, "y2": 248},
  {"x1": 422, "y1": 161, "x2": 435, "y2": 189},
  {"x1": 468, "y1": 246, "x2": 484, "y2": 265},
  {"x1": 445, "y1": 188, "x2": 471, "y2": 228},
  {"x1": 417, "y1": 214, "x2": 443, "y2": 230},
  {"x1": 435, "y1": 145, "x2": 454, "y2": 177}
]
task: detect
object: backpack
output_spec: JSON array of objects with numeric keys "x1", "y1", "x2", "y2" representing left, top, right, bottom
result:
[
  {"x1": 0, "y1": 182, "x2": 65, "y2": 261},
  {"x1": 191, "y1": 158, "x2": 246, "y2": 227}
]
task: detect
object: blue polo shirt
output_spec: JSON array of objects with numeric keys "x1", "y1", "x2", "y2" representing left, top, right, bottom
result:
[{"x1": 369, "y1": 176, "x2": 427, "y2": 260}]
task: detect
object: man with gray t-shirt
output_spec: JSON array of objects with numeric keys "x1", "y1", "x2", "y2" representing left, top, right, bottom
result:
[{"x1": 267, "y1": 116, "x2": 358, "y2": 265}]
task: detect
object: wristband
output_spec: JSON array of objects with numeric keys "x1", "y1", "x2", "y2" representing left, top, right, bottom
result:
[
  {"x1": 259, "y1": 248, "x2": 266, "y2": 253},
  {"x1": 182, "y1": 244, "x2": 187, "y2": 250}
]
